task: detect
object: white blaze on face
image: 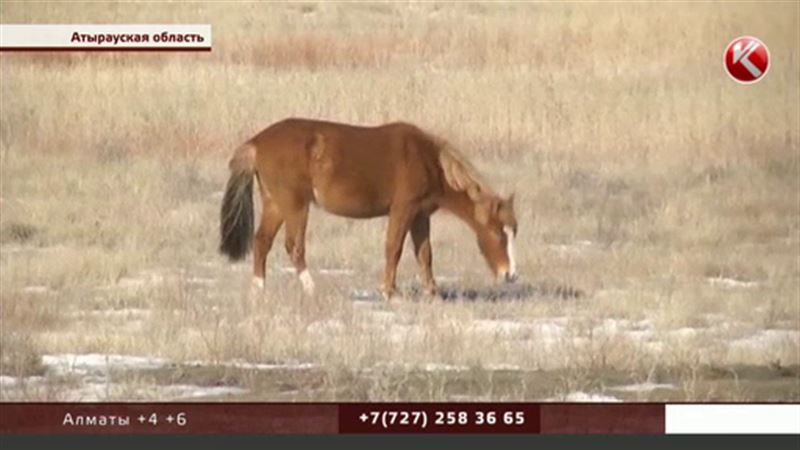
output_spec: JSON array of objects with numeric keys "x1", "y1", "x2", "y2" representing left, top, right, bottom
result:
[
  {"x1": 299, "y1": 270, "x2": 315, "y2": 295},
  {"x1": 503, "y1": 226, "x2": 516, "y2": 278}
]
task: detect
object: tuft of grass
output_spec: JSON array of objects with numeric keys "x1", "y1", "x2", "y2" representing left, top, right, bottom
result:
[{"x1": 1, "y1": 222, "x2": 39, "y2": 243}]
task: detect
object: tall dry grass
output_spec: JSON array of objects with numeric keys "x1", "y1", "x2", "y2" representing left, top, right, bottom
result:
[{"x1": 1, "y1": 2, "x2": 798, "y2": 401}]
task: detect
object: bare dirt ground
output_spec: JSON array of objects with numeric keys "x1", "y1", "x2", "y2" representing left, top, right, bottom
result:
[{"x1": 1, "y1": 2, "x2": 798, "y2": 401}]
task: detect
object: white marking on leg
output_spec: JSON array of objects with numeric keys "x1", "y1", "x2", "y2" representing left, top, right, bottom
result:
[
  {"x1": 252, "y1": 276, "x2": 264, "y2": 290},
  {"x1": 299, "y1": 270, "x2": 315, "y2": 295},
  {"x1": 503, "y1": 226, "x2": 516, "y2": 277},
  {"x1": 312, "y1": 187, "x2": 325, "y2": 206}
]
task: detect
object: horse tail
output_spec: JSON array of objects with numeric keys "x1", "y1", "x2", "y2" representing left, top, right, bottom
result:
[{"x1": 219, "y1": 143, "x2": 256, "y2": 261}]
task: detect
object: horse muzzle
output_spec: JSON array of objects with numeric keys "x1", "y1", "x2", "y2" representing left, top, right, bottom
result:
[{"x1": 498, "y1": 268, "x2": 518, "y2": 284}]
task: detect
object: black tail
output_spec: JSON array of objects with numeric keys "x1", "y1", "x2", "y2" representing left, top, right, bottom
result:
[{"x1": 219, "y1": 144, "x2": 256, "y2": 261}]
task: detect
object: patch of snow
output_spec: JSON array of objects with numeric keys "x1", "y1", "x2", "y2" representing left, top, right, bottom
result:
[
  {"x1": 306, "y1": 319, "x2": 345, "y2": 335},
  {"x1": 70, "y1": 308, "x2": 151, "y2": 319},
  {"x1": 626, "y1": 329, "x2": 655, "y2": 342},
  {"x1": 483, "y1": 363, "x2": 522, "y2": 371},
  {"x1": 111, "y1": 273, "x2": 165, "y2": 290},
  {"x1": 534, "y1": 319, "x2": 569, "y2": 342},
  {"x1": 552, "y1": 391, "x2": 622, "y2": 402},
  {"x1": 434, "y1": 275, "x2": 460, "y2": 282},
  {"x1": 387, "y1": 323, "x2": 425, "y2": 344},
  {"x1": 157, "y1": 384, "x2": 247, "y2": 399},
  {"x1": 352, "y1": 289, "x2": 381, "y2": 301},
  {"x1": 41, "y1": 353, "x2": 168, "y2": 376},
  {"x1": 0, "y1": 375, "x2": 45, "y2": 387},
  {"x1": 22, "y1": 285, "x2": 50, "y2": 294},
  {"x1": 448, "y1": 394, "x2": 493, "y2": 401},
  {"x1": 2, "y1": 244, "x2": 71, "y2": 254},
  {"x1": 708, "y1": 277, "x2": 759, "y2": 288},
  {"x1": 368, "y1": 310, "x2": 397, "y2": 323},
  {"x1": 1, "y1": 376, "x2": 247, "y2": 401},
  {"x1": 6, "y1": 354, "x2": 254, "y2": 401},
  {"x1": 666, "y1": 327, "x2": 702, "y2": 339},
  {"x1": 368, "y1": 362, "x2": 522, "y2": 373},
  {"x1": 597, "y1": 318, "x2": 627, "y2": 334},
  {"x1": 608, "y1": 382, "x2": 675, "y2": 392},
  {"x1": 471, "y1": 319, "x2": 532, "y2": 336},
  {"x1": 318, "y1": 268, "x2": 354, "y2": 276},
  {"x1": 372, "y1": 362, "x2": 469, "y2": 372},
  {"x1": 183, "y1": 359, "x2": 317, "y2": 371},
  {"x1": 352, "y1": 300, "x2": 378, "y2": 310},
  {"x1": 592, "y1": 318, "x2": 654, "y2": 336},
  {"x1": 729, "y1": 329, "x2": 799, "y2": 351},
  {"x1": 467, "y1": 317, "x2": 658, "y2": 346},
  {"x1": 422, "y1": 363, "x2": 469, "y2": 372},
  {"x1": 643, "y1": 341, "x2": 665, "y2": 353},
  {"x1": 702, "y1": 313, "x2": 728, "y2": 323},
  {"x1": 549, "y1": 240, "x2": 595, "y2": 255}
]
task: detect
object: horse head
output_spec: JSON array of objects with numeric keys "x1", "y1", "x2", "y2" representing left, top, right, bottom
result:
[{"x1": 474, "y1": 193, "x2": 518, "y2": 283}]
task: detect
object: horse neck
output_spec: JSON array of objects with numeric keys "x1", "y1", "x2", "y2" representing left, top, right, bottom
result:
[{"x1": 439, "y1": 190, "x2": 483, "y2": 232}]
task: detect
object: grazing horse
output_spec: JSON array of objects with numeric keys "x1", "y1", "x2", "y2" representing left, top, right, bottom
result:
[{"x1": 219, "y1": 118, "x2": 518, "y2": 299}]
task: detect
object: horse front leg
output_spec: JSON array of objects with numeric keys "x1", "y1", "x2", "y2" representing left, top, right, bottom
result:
[
  {"x1": 382, "y1": 205, "x2": 415, "y2": 300},
  {"x1": 410, "y1": 213, "x2": 437, "y2": 297}
]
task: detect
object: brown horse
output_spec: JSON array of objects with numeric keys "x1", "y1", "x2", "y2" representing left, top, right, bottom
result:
[{"x1": 219, "y1": 118, "x2": 518, "y2": 299}]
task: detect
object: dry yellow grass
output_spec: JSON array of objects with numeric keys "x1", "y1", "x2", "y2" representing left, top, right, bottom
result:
[{"x1": 1, "y1": 2, "x2": 798, "y2": 401}]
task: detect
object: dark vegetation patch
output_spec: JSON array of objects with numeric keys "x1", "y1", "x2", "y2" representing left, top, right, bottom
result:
[
  {"x1": 350, "y1": 282, "x2": 585, "y2": 302},
  {"x1": 436, "y1": 281, "x2": 584, "y2": 301},
  {"x1": 1, "y1": 222, "x2": 39, "y2": 243}
]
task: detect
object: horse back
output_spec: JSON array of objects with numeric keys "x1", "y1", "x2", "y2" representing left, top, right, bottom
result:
[{"x1": 250, "y1": 118, "x2": 445, "y2": 217}]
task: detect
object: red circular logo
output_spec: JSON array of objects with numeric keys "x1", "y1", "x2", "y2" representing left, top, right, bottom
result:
[{"x1": 724, "y1": 36, "x2": 770, "y2": 84}]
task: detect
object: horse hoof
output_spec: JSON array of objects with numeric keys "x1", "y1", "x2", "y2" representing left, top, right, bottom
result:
[
  {"x1": 249, "y1": 277, "x2": 264, "y2": 297},
  {"x1": 381, "y1": 288, "x2": 399, "y2": 302},
  {"x1": 299, "y1": 270, "x2": 315, "y2": 296}
]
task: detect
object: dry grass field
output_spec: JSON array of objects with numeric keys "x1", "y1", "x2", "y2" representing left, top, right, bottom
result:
[{"x1": 1, "y1": 2, "x2": 798, "y2": 401}]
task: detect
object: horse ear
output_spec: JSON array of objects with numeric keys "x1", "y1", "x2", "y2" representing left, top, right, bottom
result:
[
  {"x1": 492, "y1": 197, "x2": 501, "y2": 215},
  {"x1": 466, "y1": 184, "x2": 482, "y2": 202},
  {"x1": 498, "y1": 194, "x2": 515, "y2": 224}
]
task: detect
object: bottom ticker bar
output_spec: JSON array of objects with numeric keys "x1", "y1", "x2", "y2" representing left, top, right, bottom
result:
[{"x1": 2, "y1": 403, "x2": 798, "y2": 435}]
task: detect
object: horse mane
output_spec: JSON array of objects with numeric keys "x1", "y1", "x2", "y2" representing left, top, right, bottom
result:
[{"x1": 435, "y1": 137, "x2": 496, "y2": 201}]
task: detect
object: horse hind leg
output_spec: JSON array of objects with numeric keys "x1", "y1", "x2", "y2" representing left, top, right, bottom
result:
[
  {"x1": 252, "y1": 196, "x2": 284, "y2": 293},
  {"x1": 283, "y1": 203, "x2": 314, "y2": 295}
]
